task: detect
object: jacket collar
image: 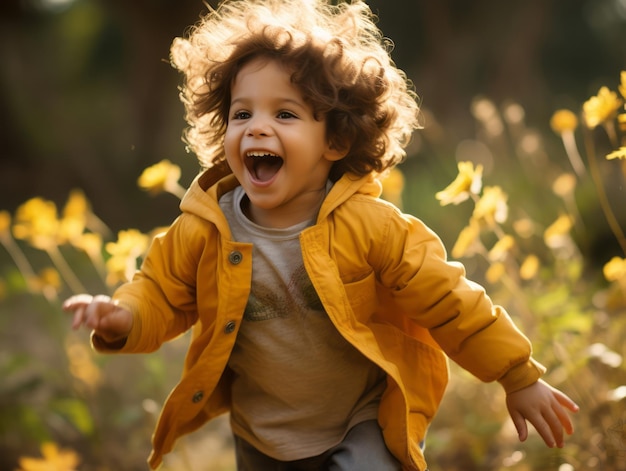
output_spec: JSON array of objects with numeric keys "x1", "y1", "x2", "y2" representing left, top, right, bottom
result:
[
  {"x1": 317, "y1": 173, "x2": 382, "y2": 222},
  {"x1": 179, "y1": 165, "x2": 236, "y2": 236},
  {"x1": 179, "y1": 164, "x2": 384, "y2": 229}
]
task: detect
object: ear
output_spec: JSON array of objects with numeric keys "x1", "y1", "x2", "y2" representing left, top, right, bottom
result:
[{"x1": 323, "y1": 140, "x2": 349, "y2": 162}]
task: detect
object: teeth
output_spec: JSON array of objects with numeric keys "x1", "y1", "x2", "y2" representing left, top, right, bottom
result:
[{"x1": 246, "y1": 151, "x2": 279, "y2": 158}]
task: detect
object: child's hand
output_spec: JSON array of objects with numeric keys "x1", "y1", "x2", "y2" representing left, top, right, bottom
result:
[
  {"x1": 506, "y1": 379, "x2": 579, "y2": 448},
  {"x1": 63, "y1": 294, "x2": 133, "y2": 344}
]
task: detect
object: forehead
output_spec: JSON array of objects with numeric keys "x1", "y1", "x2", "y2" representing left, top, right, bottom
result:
[
  {"x1": 230, "y1": 57, "x2": 307, "y2": 107},
  {"x1": 232, "y1": 56, "x2": 293, "y2": 86}
]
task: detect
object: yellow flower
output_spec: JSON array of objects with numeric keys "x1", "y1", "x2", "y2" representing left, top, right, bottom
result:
[
  {"x1": 619, "y1": 70, "x2": 626, "y2": 101},
  {"x1": 105, "y1": 229, "x2": 149, "y2": 285},
  {"x1": 544, "y1": 214, "x2": 573, "y2": 248},
  {"x1": 59, "y1": 190, "x2": 89, "y2": 244},
  {"x1": 0, "y1": 210, "x2": 10, "y2": 235},
  {"x1": 62, "y1": 190, "x2": 89, "y2": 220},
  {"x1": 550, "y1": 109, "x2": 578, "y2": 134},
  {"x1": 58, "y1": 219, "x2": 83, "y2": 246},
  {"x1": 552, "y1": 110, "x2": 586, "y2": 177},
  {"x1": 435, "y1": 161, "x2": 483, "y2": 206},
  {"x1": 138, "y1": 160, "x2": 183, "y2": 196},
  {"x1": 451, "y1": 219, "x2": 481, "y2": 259},
  {"x1": 603, "y1": 257, "x2": 626, "y2": 282},
  {"x1": 73, "y1": 232, "x2": 103, "y2": 260},
  {"x1": 583, "y1": 86, "x2": 622, "y2": 129},
  {"x1": 381, "y1": 167, "x2": 405, "y2": 208},
  {"x1": 105, "y1": 256, "x2": 130, "y2": 286},
  {"x1": 618, "y1": 113, "x2": 626, "y2": 132},
  {"x1": 105, "y1": 229, "x2": 149, "y2": 258},
  {"x1": 16, "y1": 442, "x2": 80, "y2": 471},
  {"x1": 520, "y1": 254, "x2": 540, "y2": 280},
  {"x1": 606, "y1": 147, "x2": 626, "y2": 160},
  {"x1": 488, "y1": 235, "x2": 515, "y2": 262},
  {"x1": 12, "y1": 198, "x2": 60, "y2": 250},
  {"x1": 472, "y1": 186, "x2": 508, "y2": 226}
]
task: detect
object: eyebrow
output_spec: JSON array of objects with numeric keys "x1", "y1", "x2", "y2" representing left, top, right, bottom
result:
[{"x1": 229, "y1": 97, "x2": 308, "y2": 110}]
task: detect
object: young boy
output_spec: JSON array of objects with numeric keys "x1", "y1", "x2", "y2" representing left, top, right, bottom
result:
[{"x1": 63, "y1": 1, "x2": 579, "y2": 470}]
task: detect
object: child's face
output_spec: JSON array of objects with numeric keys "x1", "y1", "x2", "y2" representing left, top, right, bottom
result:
[{"x1": 224, "y1": 57, "x2": 344, "y2": 228}]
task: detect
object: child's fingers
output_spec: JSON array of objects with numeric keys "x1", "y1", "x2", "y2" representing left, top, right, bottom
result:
[
  {"x1": 553, "y1": 405, "x2": 574, "y2": 439},
  {"x1": 62, "y1": 293, "x2": 94, "y2": 311},
  {"x1": 553, "y1": 391, "x2": 578, "y2": 435},
  {"x1": 63, "y1": 294, "x2": 94, "y2": 330},
  {"x1": 63, "y1": 294, "x2": 115, "y2": 331},
  {"x1": 531, "y1": 403, "x2": 569, "y2": 448},
  {"x1": 82, "y1": 295, "x2": 114, "y2": 330},
  {"x1": 522, "y1": 410, "x2": 557, "y2": 448},
  {"x1": 71, "y1": 308, "x2": 86, "y2": 330},
  {"x1": 509, "y1": 409, "x2": 528, "y2": 442},
  {"x1": 555, "y1": 389, "x2": 580, "y2": 414},
  {"x1": 544, "y1": 408, "x2": 565, "y2": 448}
]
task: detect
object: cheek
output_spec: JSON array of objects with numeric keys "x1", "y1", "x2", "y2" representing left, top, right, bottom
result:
[{"x1": 223, "y1": 129, "x2": 239, "y2": 158}]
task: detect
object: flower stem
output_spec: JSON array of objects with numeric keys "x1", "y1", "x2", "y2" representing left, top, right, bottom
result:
[
  {"x1": 0, "y1": 234, "x2": 38, "y2": 291},
  {"x1": 583, "y1": 126, "x2": 626, "y2": 255},
  {"x1": 561, "y1": 130, "x2": 586, "y2": 178},
  {"x1": 46, "y1": 245, "x2": 87, "y2": 294},
  {"x1": 167, "y1": 183, "x2": 187, "y2": 200},
  {"x1": 604, "y1": 120, "x2": 619, "y2": 148},
  {"x1": 86, "y1": 212, "x2": 112, "y2": 239}
]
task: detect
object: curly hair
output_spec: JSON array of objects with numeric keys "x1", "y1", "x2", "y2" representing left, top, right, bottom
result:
[{"x1": 170, "y1": 0, "x2": 420, "y2": 180}]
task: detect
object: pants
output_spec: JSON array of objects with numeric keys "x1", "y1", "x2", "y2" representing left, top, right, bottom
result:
[{"x1": 234, "y1": 419, "x2": 402, "y2": 471}]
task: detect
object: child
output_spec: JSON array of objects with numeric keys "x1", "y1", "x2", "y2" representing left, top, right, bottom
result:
[{"x1": 63, "y1": 1, "x2": 579, "y2": 470}]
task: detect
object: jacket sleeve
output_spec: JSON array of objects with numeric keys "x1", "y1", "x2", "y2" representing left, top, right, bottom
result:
[
  {"x1": 93, "y1": 214, "x2": 204, "y2": 354},
  {"x1": 375, "y1": 208, "x2": 545, "y2": 394}
]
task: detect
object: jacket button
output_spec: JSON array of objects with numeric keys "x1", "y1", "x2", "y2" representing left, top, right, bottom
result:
[
  {"x1": 224, "y1": 321, "x2": 236, "y2": 334},
  {"x1": 228, "y1": 251, "x2": 243, "y2": 265},
  {"x1": 192, "y1": 391, "x2": 204, "y2": 403}
]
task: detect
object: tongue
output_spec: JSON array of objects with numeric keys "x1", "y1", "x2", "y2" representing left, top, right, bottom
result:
[{"x1": 254, "y1": 158, "x2": 282, "y2": 182}]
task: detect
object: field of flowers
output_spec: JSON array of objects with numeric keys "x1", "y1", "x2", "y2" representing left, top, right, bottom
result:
[{"x1": 1, "y1": 67, "x2": 625, "y2": 471}]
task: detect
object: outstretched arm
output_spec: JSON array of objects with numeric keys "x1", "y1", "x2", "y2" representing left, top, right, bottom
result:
[
  {"x1": 506, "y1": 379, "x2": 579, "y2": 448},
  {"x1": 63, "y1": 294, "x2": 133, "y2": 346}
]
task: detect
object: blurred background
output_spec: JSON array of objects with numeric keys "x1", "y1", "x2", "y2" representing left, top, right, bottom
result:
[{"x1": 1, "y1": 0, "x2": 626, "y2": 470}]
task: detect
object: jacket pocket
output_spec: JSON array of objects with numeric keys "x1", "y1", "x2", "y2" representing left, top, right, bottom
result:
[
  {"x1": 373, "y1": 323, "x2": 448, "y2": 419},
  {"x1": 342, "y1": 270, "x2": 377, "y2": 323}
]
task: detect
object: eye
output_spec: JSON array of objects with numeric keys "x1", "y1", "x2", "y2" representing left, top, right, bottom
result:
[
  {"x1": 231, "y1": 110, "x2": 251, "y2": 120},
  {"x1": 277, "y1": 110, "x2": 297, "y2": 119}
]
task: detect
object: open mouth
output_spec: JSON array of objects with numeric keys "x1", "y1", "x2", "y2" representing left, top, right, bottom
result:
[{"x1": 245, "y1": 151, "x2": 284, "y2": 182}]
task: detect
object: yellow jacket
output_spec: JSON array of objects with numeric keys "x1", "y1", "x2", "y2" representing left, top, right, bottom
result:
[{"x1": 95, "y1": 167, "x2": 545, "y2": 470}]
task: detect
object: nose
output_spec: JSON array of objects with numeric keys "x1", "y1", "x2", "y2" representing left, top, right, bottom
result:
[{"x1": 246, "y1": 114, "x2": 272, "y2": 137}]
